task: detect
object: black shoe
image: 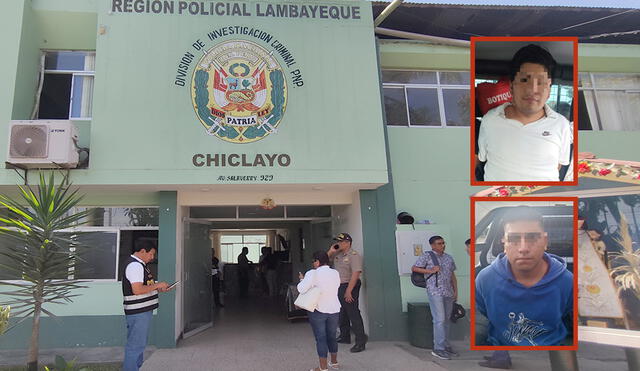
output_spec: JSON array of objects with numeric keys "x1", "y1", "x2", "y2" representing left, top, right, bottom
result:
[
  {"x1": 350, "y1": 344, "x2": 365, "y2": 353},
  {"x1": 478, "y1": 359, "x2": 512, "y2": 369},
  {"x1": 336, "y1": 337, "x2": 350, "y2": 344}
]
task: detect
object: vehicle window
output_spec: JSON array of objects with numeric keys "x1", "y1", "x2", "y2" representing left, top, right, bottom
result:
[
  {"x1": 543, "y1": 215, "x2": 574, "y2": 258},
  {"x1": 476, "y1": 220, "x2": 492, "y2": 244}
]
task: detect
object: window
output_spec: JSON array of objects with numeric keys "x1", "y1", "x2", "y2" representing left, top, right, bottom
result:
[
  {"x1": 579, "y1": 73, "x2": 640, "y2": 131},
  {"x1": 38, "y1": 51, "x2": 95, "y2": 120},
  {"x1": 547, "y1": 82, "x2": 574, "y2": 120},
  {"x1": 382, "y1": 70, "x2": 470, "y2": 127},
  {"x1": 0, "y1": 207, "x2": 158, "y2": 281},
  {"x1": 220, "y1": 233, "x2": 267, "y2": 263},
  {"x1": 75, "y1": 207, "x2": 159, "y2": 227}
]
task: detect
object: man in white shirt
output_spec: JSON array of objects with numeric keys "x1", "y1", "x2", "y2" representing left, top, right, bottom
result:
[
  {"x1": 477, "y1": 44, "x2": 571, "y2": 182},
  {"x1": 122, "y1": 240, "x2": 170, "y2": 371}
]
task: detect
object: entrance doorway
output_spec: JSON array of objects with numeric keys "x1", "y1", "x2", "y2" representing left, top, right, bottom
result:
[{"x1": 179, "y1": 205, "x2": 339, "y2": 341}]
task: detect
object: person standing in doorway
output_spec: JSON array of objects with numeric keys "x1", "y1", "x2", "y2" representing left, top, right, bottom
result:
[
  {"x1": 328, "y1": 233, "x2": 368, "y2": 353},
  {"x1": 258, "y1": 246, "x2": 269, "y2": 295},
  {"x1": 238, "y1": 246, "x2": 251, "y2": 297},
  {"x1": 212, "y1": 255, "x2": 224, "y2": 307},
  {"x1": 265, "y1": 247, "x2": 279, "y2": 297},
  {"x1": 122, "y1": 240, "x2": 171, "y2": 371},
  {"x1": 412, "y1": 235, "x2": 458, "y2": 360}
]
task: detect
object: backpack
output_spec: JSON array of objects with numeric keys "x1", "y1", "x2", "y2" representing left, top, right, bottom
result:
[{"x1": 411, "y1": 251, "x2": 440, "y2": 288}]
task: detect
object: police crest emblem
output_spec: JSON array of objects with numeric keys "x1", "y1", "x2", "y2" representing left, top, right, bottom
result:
[{"x1": 191, "y1": 40, "x2": 287, "y2": 143}]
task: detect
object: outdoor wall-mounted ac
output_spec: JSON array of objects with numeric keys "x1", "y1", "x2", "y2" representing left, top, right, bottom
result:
[{"x1": 6, "y1": 120, "x2": 79, "y2": 168}]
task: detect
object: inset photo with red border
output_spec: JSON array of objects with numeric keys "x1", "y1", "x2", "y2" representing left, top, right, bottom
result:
[
  {"x1": 470, "y1": 197, "x2": 578, "y2": 350},
  {"x1": 470, "y1": 37, "x2": 579, "y2": 187}
]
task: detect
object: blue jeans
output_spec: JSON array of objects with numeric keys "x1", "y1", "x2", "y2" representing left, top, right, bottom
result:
[
  {"x1": 427, "y1": 293, "x2": 454, "y2": 351},
  {"x1": 123, "y1": 311, "x2": 153, "y2": 371},
  {"x1": 308, "y1": 310, "x2": 340, "y2": 358}
]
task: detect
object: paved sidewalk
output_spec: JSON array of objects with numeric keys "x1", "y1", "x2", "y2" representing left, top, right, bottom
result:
[
  {"x1": 0, "y1": 295, "x2": 632, "y2": 370},
  {"x1": 1, "y1": 339, "x2": 629, "y2": 370}
]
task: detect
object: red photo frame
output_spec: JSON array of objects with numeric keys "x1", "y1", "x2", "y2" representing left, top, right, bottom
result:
[
  {"x1": 470, "y1": 196, "x2": 579, "y2": 351},
  {"x1": 470, "y1": 37, "x2": 579, "y2": 187}
]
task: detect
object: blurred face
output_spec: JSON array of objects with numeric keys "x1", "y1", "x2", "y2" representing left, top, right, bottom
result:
[
  {"x1": 338, "y1": 240, "x2": 351, "y2": 251},
  {"x1": 510, "y1": 63, "x2": 551, "y2": 116},
  {"x1": 139, "y1": 248, "x2": 157, "y2": 264},
  {"x1": 430, "y1": 239, "x2": 445, "y2": 254},
  {"x1": 312, "y1": 259, "x2": 320, "y2": 269},
  {"x1": 465, "y1": 243, "x2": 470, "y2": 256},
  {"x1": 503, "y1": 220, "x2": 547, "y2": 274}
]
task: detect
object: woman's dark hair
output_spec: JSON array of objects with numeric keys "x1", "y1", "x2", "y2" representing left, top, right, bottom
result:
[
  {"x1": 312, "y1": 250, "x2": 330, "y2": 266},
  {"x1": 509, "y1": 44, "x2": 557, "y2": 81}
]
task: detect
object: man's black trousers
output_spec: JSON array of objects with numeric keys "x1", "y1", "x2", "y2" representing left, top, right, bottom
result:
[{"x1": 338, "y1": 279, "x2": 366, "y2": 345}]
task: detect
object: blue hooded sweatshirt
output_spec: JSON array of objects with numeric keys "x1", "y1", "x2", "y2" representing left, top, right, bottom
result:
[{"x1": 475, "y1": 252, "x2": 573, "y2": 346}]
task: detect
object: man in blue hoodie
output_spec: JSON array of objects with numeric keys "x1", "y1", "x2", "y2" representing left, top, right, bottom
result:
[{"x1": 475, "y1": 206, "x2": 573, "y2": 351}]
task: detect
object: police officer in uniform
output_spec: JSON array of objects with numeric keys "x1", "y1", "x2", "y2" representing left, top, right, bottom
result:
[{"x1": 328, "y1": 233, "x2": 368, "y2": 353}]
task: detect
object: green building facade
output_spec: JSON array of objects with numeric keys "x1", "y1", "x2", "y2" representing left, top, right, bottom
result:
[{"x1": 0, "y1": 0, "x2": 639, "y2": 350}]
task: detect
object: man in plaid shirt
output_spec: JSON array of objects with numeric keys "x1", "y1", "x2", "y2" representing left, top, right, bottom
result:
[{"x1": 412, "y1": 235, "x2": 458, "y2": 360}]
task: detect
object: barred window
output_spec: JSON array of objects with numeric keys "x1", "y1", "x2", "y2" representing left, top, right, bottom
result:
[{"x1": 382, "y1": 70, "x2": 470, "y2": 127}]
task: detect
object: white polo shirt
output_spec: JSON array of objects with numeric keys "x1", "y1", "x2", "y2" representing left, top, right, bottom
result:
[{"x1": 478, "y1": 103, "x2": 571, "y2": 181}]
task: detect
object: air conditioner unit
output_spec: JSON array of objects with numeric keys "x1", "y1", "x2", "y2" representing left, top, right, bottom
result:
[{"x1": 6, "y1": 120, "x2": 79, "y2": 168}]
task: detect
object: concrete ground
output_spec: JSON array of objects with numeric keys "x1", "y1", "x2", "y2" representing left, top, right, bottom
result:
[{"x1": 0, "y1": 295, "x2": 633, "y2": 370}]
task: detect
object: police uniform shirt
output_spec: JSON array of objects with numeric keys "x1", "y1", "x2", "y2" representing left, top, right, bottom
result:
[{"x1": 333, "y1": 249, "x2": 363, "y2": 283}]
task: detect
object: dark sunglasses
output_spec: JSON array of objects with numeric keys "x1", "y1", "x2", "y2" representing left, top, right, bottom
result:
[{"x1": 505, "y1": 232, "x2": 544, "y2": 244}]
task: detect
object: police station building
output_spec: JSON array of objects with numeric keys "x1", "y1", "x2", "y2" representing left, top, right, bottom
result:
[{"x1": 1, "y1": 0, "x2": 639, "y2": 350}]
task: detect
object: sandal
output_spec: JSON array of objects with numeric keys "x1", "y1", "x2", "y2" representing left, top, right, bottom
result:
[{"x1": 328, "y1": 361, "x2": 340, "y2": 369}]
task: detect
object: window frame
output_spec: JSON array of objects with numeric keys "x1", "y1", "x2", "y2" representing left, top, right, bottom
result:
[
  {"x1": 40, "y1": 50, "x2": 96, "y2": 121},
  {"x1": 382, "y1": 69, "x2": 470, "y2": 128},
  {"x1": 578, "y1": 72, "x2": 640, "y2": 131},
  {"x1": 0, "y1": 206, "x2": 159, "y2": 283},
  {"x1": 219, "y1": 231, "x2": 269, "y2": 264}
]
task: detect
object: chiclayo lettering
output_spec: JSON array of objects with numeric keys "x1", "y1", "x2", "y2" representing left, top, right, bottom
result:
[{"x1": 192, "y1": 153, "x2": 291, "y2": 167}]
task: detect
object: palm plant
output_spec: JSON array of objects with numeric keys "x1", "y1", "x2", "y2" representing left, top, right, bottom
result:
[{"x1": 0, "y1": 174, "x2": 90, "y2": 371}]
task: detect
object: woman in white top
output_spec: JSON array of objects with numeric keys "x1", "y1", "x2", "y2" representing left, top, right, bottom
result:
[{"x1": 298, "y1": 251, "x2": 341, "y2": 371}]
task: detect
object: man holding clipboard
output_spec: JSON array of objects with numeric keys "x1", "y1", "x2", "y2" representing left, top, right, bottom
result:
[{"x1": 122, "y1": 240, "x2": 176, "y2": 371}]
